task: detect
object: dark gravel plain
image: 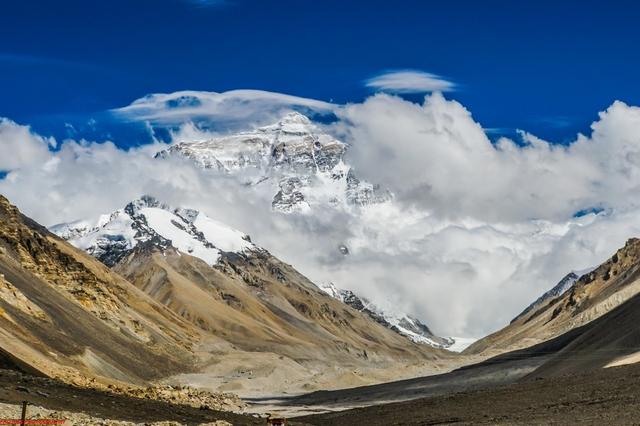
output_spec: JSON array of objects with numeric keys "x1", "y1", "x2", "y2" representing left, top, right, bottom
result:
[{"x1": 297, "y1": 362, "x2": 640, "y2": 425}]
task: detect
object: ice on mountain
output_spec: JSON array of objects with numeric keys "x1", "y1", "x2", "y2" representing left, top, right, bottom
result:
[
  {"x1": 155, "y1": 112, "x2": 390, "y2": 213},
  {"x1": 51, "y1": 196, "x2": 255, "y2": 267}
]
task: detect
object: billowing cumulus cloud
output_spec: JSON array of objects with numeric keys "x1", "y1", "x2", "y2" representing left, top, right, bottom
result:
[
  {"x1": 3, "y1": 91, "x2": 640, "y2": 338},
  {"x1": 0, "y1": 119, "x2": 55, "y2": 170},
  {"x1": 338, "y1": 95, "x2": 640, "y2": 223},
  {"x1": 365, "y1": 70, "x2": 456, "y2": 93}
]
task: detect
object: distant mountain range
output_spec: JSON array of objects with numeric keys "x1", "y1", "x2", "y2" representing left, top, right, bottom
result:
[
  {"x1": 7, "y1": 111, "x2": 640, "y2": 405},
  {"x1": 49, "y1": 112, "x2": 456, "y2": 350},
  {"x1": 4, "y1": 189, "x2": 640, "y2": 410}
]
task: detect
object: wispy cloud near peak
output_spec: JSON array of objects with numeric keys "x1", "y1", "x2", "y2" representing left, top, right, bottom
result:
[{"x1": 366, "y1": 70, "x2": 456, "y2": 93}]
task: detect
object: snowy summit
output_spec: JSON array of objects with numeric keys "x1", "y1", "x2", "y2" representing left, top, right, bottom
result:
[
  {"x1": 156, "y1": 112, "x2": 391, "y2": 213},
  {"x1": 50, "y1": 195, "x2": 255, "y2": 267}
]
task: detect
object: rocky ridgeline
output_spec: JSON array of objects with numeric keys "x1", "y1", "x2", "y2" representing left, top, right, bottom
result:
[
  {"x1": 319, "y1": 282, "x2": 454, "y2": 348},
  {"x1": 50, "y1": 195, "x2": 257, "y2": 269}
]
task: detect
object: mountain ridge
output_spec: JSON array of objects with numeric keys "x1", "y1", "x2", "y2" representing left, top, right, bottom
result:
[
  {"x1": 45, "y1": 194, "x2": 454, "y2": 395},
  {"x1": 52, "y1": 195, "x2": 451, "y2": 350},
  {"x1": 0, "y1": 194, "x2": 200, "y2": 385},
  {"x1": 465, "y1": 238, "x2": 640, "y2": 357},
  {"x1": 319, "y1": 282, "x2": 454, "y2": 349}
]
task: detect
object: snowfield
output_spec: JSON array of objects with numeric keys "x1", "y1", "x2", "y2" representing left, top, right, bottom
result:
[{"x1": 50, "y1": 196, "x2": 255, "y2": 267}]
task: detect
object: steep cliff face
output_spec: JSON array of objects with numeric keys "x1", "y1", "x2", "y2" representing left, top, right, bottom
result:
[
  {"x1": 0, "y1": 195, "x2": 198, "y2": 385},
  {"x1": 466, "y1": 239, "x2": 640, "y2": 357}
]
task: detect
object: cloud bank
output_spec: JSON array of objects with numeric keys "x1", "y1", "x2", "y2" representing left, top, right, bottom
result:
[
  {"x1": 338, "y1": 93, "x2": 640, "y2": 223},
  {"x1": 3, "y1": 91, "x2": 640, "y2": 338},
  {"x1": 365, "y1": 70, "x2": 456, "y2": 93}
]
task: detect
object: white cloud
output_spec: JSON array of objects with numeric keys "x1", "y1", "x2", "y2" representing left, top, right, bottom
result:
[
  {"x1": 337, "y1": 94, "x2": 640, "y2": 223},
  {"x1": 113, "y1": 90, "x2": 337, "y2": 129},
  {"x1": 4, "y1": 91, "x2": 640, "y2": 338},
  {"x1": 0, "y1": 119, "x2": 55, "y2": 171},
  {"x1": 365, "y1": 70, "x2": 456, "y2": 93}
]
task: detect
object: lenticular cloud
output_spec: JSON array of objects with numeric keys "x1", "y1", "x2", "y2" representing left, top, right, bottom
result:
[
  {"x1": 365, "y1": 70, "x2": 456, "y2": 93},
  {"x1": 3, "y1": 91, "x2": 640, "y2": 337},
  {"x1": 113, "y1": 89, "x2": 336, "y2": 128}
]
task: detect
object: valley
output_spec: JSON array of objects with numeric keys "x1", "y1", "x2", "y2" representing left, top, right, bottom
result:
[
  {"x1": 3, "y1": 3, "x2": 640, "y2": 425},
  {"x1": 4, "y1": 186, "x2": 640, "y2": 424},
  {"x1": 4, "y1": 111, "x2": 640, "y2": 423}
]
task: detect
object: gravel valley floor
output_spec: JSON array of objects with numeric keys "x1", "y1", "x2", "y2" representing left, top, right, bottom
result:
[
  {"x1": 3, "y1": 362, "x2": 640, "y2": 425},
  {"x1": 296, "y1": 362, "x2": 640, "y2": 425}
]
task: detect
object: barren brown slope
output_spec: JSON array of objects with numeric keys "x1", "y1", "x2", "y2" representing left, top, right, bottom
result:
[
  {"x1": 274, "y1": 274, "x2": 640, "y2": 417},
  {"x1": 0, "y1": 195, "x2": 199, "y2": 384},
  {"x1": 466, "y1": 238, "x2": 640, "y2": 357},
  {"x1": 527, "y1": 289, "x2": 640, "y2": 377},
  {"x1": 113, "y1": 241, "x2": 453, "y2": 394}
]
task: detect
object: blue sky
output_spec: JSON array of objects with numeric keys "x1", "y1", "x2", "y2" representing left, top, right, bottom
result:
[
  {"x1": 6, "y1": 0, "x2": 640, "y2": 335},
  {"x1": 1, "y1": 0, "x2": 640, "y2": 145}
]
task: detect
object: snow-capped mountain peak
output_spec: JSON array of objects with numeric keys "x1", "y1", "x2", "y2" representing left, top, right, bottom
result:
[
  {"x1": 319, "y1": 282, "x2": 454, "y2": 349},
  {"x1": 50, "y1": 195, "x2": 255, "y2": 267},
  {"x1": 259, "y1": 111, "x2": 315, "y2": 135},
  {"x1": 51, "y1": 196, "x2": 453, "y2": 350},
  {"x1": 155, "y1": 112, "x2": 391, "y2": 213}
]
